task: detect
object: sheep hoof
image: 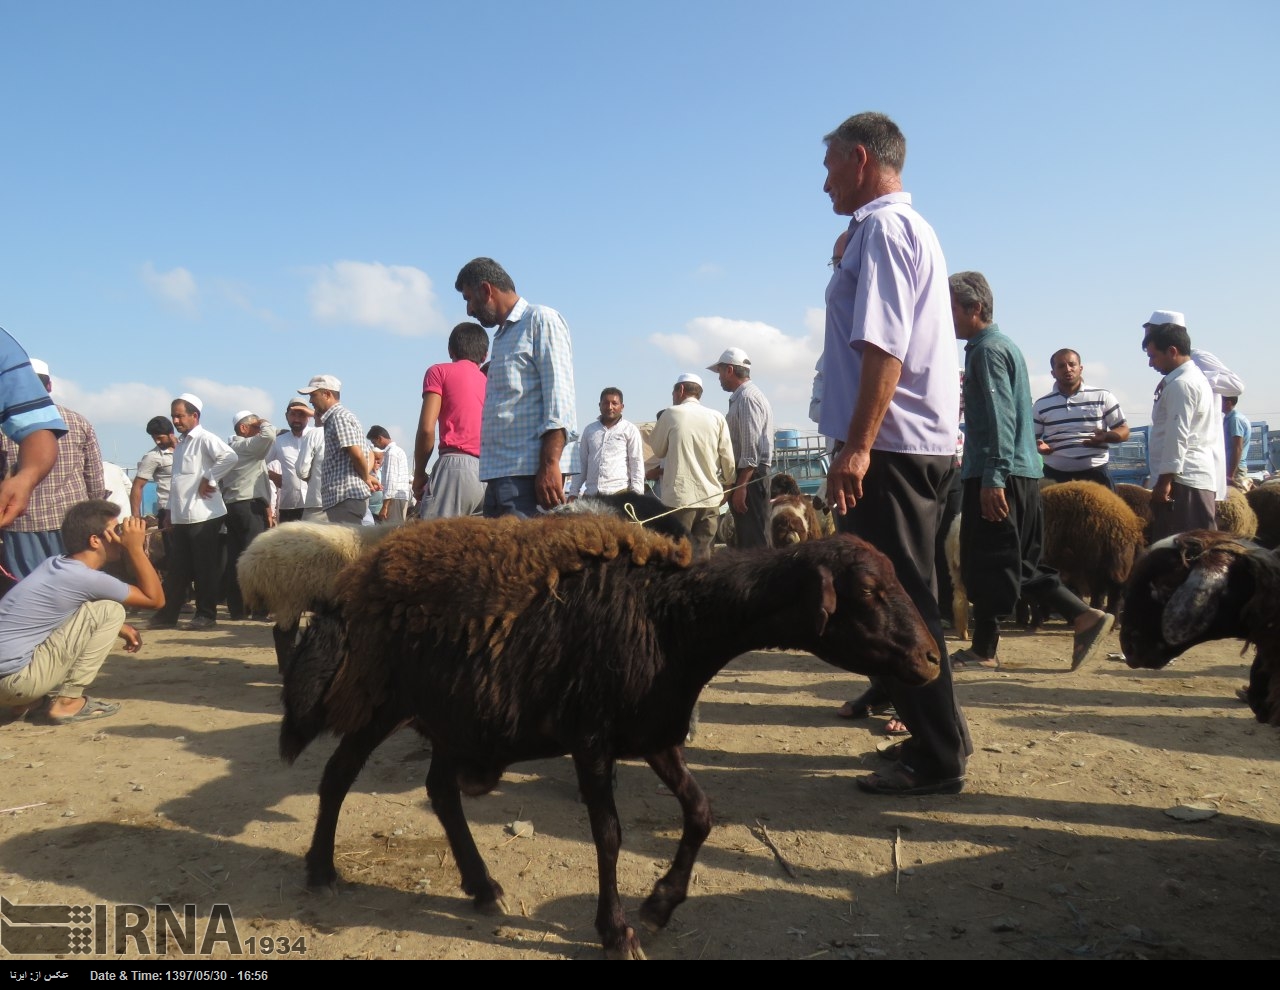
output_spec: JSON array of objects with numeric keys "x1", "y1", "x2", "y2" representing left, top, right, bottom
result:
[
  {"x1": 604, "y1": 929, "x2": 646, "y2": 960},
  {"x1": 474, "y1": 895, "x2": 509, "y2": 916}
]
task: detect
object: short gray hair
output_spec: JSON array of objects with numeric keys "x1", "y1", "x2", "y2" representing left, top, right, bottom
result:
[
  {"x1": 949, "y1": 271, "x2": 994, "y2": 323},
  {"x1": 823, "y1": 112, "x2": 906, "y2": 173},
  {"x1": 455, "y1": 257, "x2": 515, "y2": 294}
]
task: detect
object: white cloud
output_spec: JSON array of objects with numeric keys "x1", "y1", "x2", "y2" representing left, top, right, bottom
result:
[
  {"x1": 308, "y1": 261, "x2": 445, "y2": 337},
  {"x1": 52, "y1": 380, "x2": 176, "y2": 425},
  {"x1": 140, "y1": 262, "x2": 199, "y2": 314},
  {"x1": 650, "y1": 315, "x2": 823, "y2": 408}
]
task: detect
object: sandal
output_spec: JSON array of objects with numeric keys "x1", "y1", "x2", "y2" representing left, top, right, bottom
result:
[
  {"x1": 1071, "y1": 613, "x2": 1116, "y2": 671},
  {"x1": 38, "y1": 696, "x2": 120, "y2": 726},
  {"x1": 836, "y1": 690, "x2": 895, "y2": 720},
  {"x1": 856, "y1": 763, "x2": 965, "y2": 796},
  {"x1": 883, "y1": 717, "x2": 911, "y2": 737},
  {"x1": 950, "y1": 648, "x2": 1000, "y2": 670}
]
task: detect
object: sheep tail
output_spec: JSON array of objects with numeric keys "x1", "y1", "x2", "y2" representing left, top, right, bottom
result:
[{"x1": 279, "y1": 604, "x2": 349, "y2": 764}]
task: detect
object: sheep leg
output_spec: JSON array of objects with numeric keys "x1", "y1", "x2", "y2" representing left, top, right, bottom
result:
[
  {"x1": 272, "y1": 622, "x2": 298, "y2": 677},
  {"x1": 425, "y1": 754, "x2": 508, "y2": 915},
  {"x1": 304, "y1": 714, "x2": 400, "y2": 888},
  {"x1": 638, "y1": 745, "x2": 711, "y2": 934},
  {"x1": 573, "y1": 752, "x2": 644, "y2": 960}
]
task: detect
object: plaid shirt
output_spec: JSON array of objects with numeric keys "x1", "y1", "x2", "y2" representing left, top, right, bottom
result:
[
  {"x1": 320, "y1": 403, "x2": 370, "y2": 508},
  {"x1": 479, "y1": 298, "x2": 577, "y2": 481},
  {"x1": 0, "y1": 404, "x2": 105, "y2": 532}
]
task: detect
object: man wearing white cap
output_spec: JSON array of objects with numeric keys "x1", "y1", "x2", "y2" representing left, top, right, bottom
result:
[
  {"x1": 222, "y1": 410, "x2": 277, "y2": 620},
  {"x1": 0, "y1": 357, "x2": 106, "y2": 577},
  {"x1": 648, "y1": 373, "x2": 736, "y2": 560},
  {"x1": 296, "y1": 375, "x2": 378, "y2": 524},
  {"x1": 151, "y1": 393, "x2": 238, "y2": 629},
  {"x1": 1143, "y1": 311, "x2": 1223, "y2": 541},
  {"x1": 709, "y1": 347, "x2": 773, "y2": 548}
]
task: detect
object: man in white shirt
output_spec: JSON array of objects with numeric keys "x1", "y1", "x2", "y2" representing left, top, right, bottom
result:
[
  {"x1": 268, "y1": 399, "x2": 316, "y2": 523},
  {"x1": 1143, "y1": 311, "x2": 1222, "y2": 541},
  {"x1": 366, "y1": 425, "x2": 411, "y2": 525},
  {"x1": 151, "y1": 393, "x2": 237, "y2": 630},
  {"x1": 648, "y1": 373, "x2": 736, "y2": 561},
  {"x1": 293, "y1": 422, "x2": 327, "y2": 522},
  {"x1": 576, "y1": 388, "x2": 645, "y2": 499}
]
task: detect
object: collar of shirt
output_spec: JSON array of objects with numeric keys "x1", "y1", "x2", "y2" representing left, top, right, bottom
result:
[
  {"x1": 320, "y1": 404, "x2": 341, "y2": 424},
  {"x1": 498, "y1": 297, "x2": 529, "y2": 333},
  {"x1": 963, "y1": 323, "x2": 1001, "y2": 353},
  {"x1": 850, "y1": 190, "x2": 914, "y2": 224}
]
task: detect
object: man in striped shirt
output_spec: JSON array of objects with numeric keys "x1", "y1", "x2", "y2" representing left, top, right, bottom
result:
[
  {"x1": 710, "y1": 347, "x2": 773, "y2": 548},
  {"x1": 0, "y1": 331, "x2": 65, "y2": 533},
  {"x1": 1032, "y1": 349, "x2": 1129, "y2": 489}
]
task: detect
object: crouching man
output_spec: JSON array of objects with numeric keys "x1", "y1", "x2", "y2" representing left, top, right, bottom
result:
[{"x1": 0, "y1": 499, "x2": 165, "y2": 725}]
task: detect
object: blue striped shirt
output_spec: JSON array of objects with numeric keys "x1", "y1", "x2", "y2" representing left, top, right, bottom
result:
[
  {"x1": 0, "y1": 328, "x2": 66, "y2": 444},
  {"x1": 479, "y1": 298, "x2": 577, "y2": 481}
]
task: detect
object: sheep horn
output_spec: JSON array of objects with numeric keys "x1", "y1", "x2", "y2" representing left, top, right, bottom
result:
[{"x1": 1162, "y1": 549, "x2": 1234, "y2": 646}]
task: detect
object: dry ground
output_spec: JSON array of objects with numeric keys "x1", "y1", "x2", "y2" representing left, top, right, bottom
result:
[{"x1": 1, "y1": 618, "x2": 1278, "y2": 961}]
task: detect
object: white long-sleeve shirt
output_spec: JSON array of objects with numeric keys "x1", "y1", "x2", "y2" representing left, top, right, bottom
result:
[
  {"x1": 1149, "y1": 359, "x2": 1225, "y2": 498},
  {"x1": 168, "y1": 424, "x2": 238, "y2": 524},
  {"x1": 378, "y1": 440, "x2": 412, "y2": 501},
  {"x1": 293, "y1": 426, "x2": 325, "y2": 510},
  {"x1": 576, "y1": 418, "x2": 645, "y2": 496}
]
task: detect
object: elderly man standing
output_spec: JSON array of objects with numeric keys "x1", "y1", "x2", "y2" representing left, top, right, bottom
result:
[
  {"x1": 1033, "y1": 349, "x2": 1130, "y2": 488},
  {"x1": 222, "y1": 410, "x2": 276, "y2": 620},
  {"x1": 454, "y1": 258, "x2": 576, "y2": 518},
  {"x1": 709, "y1": 348, "x2": 773, "y2": 548},
  {"x1": 818, "y1": 111, "x2": 971, "y2": 796},
  {"x1": 296, "y1": 374, "x2": 378, "y2": 525},
  {"x1": 150, "y1": 393, "x2": 237, "y2": 630},
  {"x1": 1143, "y1": 311, "x2": 1223, "y2": 540},
  {"x1": 0, "y1": 358, "x2": 106, "y2": 577},
  {"x1": 649, "y1": 372, "x2": 736, "y2": 561},
  {"x1": 951, "y1": 271, "x2": 1115, "y2": 673},
  {"x1": 576, "y1": 388, "x2": 645, "y2": 498},
  {"x1": 268, "y1": 399, "x2": 316, "y2": 523}
]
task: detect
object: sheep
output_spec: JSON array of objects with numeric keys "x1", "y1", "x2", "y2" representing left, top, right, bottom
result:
[
  {"x1": 1120, "y1": 530, "x2": 1280, "y2": 723},
  {"x1": 943, "y1": 513, "x2": 968, "y2": 639},
  {"x1": 1217, "y1": 486, "x2": 1259, "y2": 540},
  {"x1": 236, "y1": 521, "x2": 397, "y2": 674},
  {"x1": 1040, "y1": 481, "x2": 1147, "y2": 615},
  {"x1": 279, "y1": 513, "x2": 940, "y2": 960},
  {"x1": 1116, "y1": 483, "x2": 1155, "y2": 545},
  {"x1": 767, "y1": 493, "x2": 822, "y2": 547},
  {"x1": 557, "y1": 491, "x2": 690, "y2": 541},
  {"x1": 1247, "y1": 481, "x2": 1280, "y2": 549}
]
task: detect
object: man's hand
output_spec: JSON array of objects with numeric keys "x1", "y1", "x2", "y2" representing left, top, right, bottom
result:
[
  {"x1": 0, "y1": 429, "x2": 59, "y2": 527},
  {"x1": 535, "y1": 463, "x2": 566, "y2": 510},
  {"x1": 980, "y1": 486, "x2": 1009, "y2": 522},
  {"x1": 118, "y1": 623, "x2": 143, "y2": 654},
  {"x1": 377, "y1": 502, "x2": 389, "y2": 521},
  {"x1": 113, "y1": 515, "x2": 149, "y2": 553},
  {"x1": 1082, "y1": 429, "x2": 1110, "y2": 448},
  {"x1": 198, "y1": 479, "x2": 218, "y2": 499},
  {"x1": 827, "y1": 445, "x2": 870, "y2": 515},
  {"x1": 1152, "y1": 474, "x2": 1175, "y2": 504},
  {"x1": 412, "y1": 470, "x2": 428, "y2": 501},
  {"x1": 1036, "y1": 439, "x2": 1052, "y2": 455}
]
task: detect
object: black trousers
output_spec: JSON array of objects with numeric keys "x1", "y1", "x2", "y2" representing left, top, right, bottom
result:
[
  {"x1": 732, "y1": 465, "x2": 770, "y2": 548},
  {"x1": 960, "y1": 475, "x2": 1089, "y2": 657},
  {"x1": 277, "y1": 507, "x2": 305, "y2": 523},
  {"x1": 836, "y1": 451, "x2": 971, "y2": 779},
  {"x1": 156, "y1": 518, "x2": 224, "y2": 622},
  {"x1": 223, "y1": 498, "x2": 268, "y2": 619},
  {"x1": 1042, "y1": 464, "x2": 1115, "y2": 490}
]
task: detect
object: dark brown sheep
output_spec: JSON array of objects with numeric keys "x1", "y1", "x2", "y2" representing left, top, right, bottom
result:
[
  {"x1": 1041, "y1": 481, "x2": 1147, "y2": 614},
  {"x1": 1120, "y1": 530, "x2": 1280, "y2": 723},
  {"x1": 1116, "y1": 483, "x2": 1155, "y2": 545},
  {"x1": 1246, "y1": 481, "x2": 1280, "y2": 549},
  {"x1": 280, "y1": 514, "x2": 939, "y2": 960}
]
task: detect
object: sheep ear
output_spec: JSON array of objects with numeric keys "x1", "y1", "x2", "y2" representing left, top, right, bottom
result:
[
  {"x1": 1162, "y1": 549, "x2": 1233, "y2": 645},
  {"x1": 814, "y1": 565, "x2": 837, "y2": 636}
]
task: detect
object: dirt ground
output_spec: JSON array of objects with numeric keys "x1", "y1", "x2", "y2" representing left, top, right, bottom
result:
[{"x1": 2, "y1": 616, "x2": 1278, "y2": 962}]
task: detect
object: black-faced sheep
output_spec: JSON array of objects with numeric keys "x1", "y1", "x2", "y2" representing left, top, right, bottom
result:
[
  {"x1": 1217, "y1": 486, "x2": 1258, "y2": 540},
  {"x1": 236, "y1": 522, "x2": 396, "y2": 674},
  {"x1": 280, "y1": 514, "x2": 940, "y2": 960},
  {"x1": 767, "y1": 493, "x2": 822, "y2": 547},
  {"x1": 1120, "y1": 530, "x2": 1280, "y2": 723},
  {"x1": 1246, "y1": 481, "x2": 1280, "y2": 549},
  {"x1": 1041, "y1": 481, "x2": 1147, "y2": 614}
]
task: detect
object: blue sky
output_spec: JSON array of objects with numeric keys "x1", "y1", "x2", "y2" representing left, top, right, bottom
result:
[{"x1": 3, "y1": 1, "x2": 1276, "y2": 469}]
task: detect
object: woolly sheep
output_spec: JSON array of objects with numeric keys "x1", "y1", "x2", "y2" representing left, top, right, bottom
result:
[
  {"x1": 1217, "y1": 487, "x2": 1259, "y2": 540},
  {"x1": 1246, "y1": 481, "x2": 1280, "y2": 549},
  {"x1": 767, "y1": 493, "x2": 822, "y2": 547},
  {"x1": 280, "y1": 514, "x2": 940, "y2": 960},
  {"x1": 1121, "y1": 530, "x2": 1280, "y2": 723},
  {"x1": 236, "y1": 522, "x2": 396, "y2": 673},
  {"x1": 1116, "y1": 484, "x2": 1155, "y2": 545},
  {"x1": 1041, "y1": 481, "x2": 1147, "y2": 614}
]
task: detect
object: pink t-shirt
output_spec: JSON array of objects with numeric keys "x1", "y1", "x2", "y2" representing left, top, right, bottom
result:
[{"x1": 423, "y1": 360, "x2": 486, "y2": 457}]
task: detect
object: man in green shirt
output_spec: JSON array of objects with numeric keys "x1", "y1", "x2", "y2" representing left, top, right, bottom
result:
[{"x1": 950, "y1": 271, "x2": 1113, "y2": 672}]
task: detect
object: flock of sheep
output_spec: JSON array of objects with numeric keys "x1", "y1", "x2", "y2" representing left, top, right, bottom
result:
[{"x1": 231, "y1": 478, "x2": 1280, "y2": 959}]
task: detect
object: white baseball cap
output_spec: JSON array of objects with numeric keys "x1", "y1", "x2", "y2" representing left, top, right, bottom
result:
[
  {"x1": 706, "y1": 347, "x2": 751, "y2": 371},
  {"x1": 1144, "y1": 309, "x2": 1186, "y2": 328},
  {"x1": 675, "y1": 372, "x2": 703, "y2": 387},
  {"x1": 297, "y1": 374, "x2": 342, "y2": 394}
]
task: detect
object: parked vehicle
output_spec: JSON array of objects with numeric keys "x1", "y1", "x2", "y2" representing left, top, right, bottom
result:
[{"x1": 773, "y1": 430, "x2": 830, "y2": 497}]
